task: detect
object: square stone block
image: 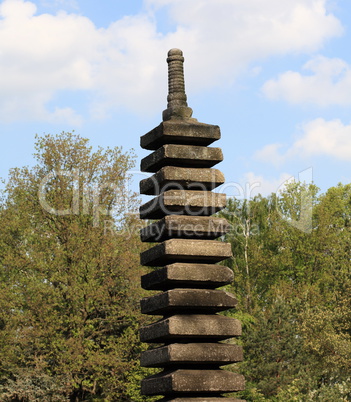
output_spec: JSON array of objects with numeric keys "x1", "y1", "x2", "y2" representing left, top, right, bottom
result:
[
  {"x1": 140, "y1": 239, "x2": 232, "y2": 267},
  {"x1": 141, "y1": 144, "x2": 223, "y2": 173},
  {"x1": 140, "y1": 215, "x2": 230, "y2": 242},
  {"x1": 140, "y1": 343, "x2": 243, "y2": 367},
  {"x1": 140, "y1": 166, "x2": 225, "y2": 195},
  {"x1": 139, "y1": 190, "x2": 226, "y2": 219},
  {"x1": 140, "y1": 289, "x2": 237, "y2": 315},
  {"x1": 141, "y1": 369, "x2": 245, "y2": 395},
  {"x1": 140, "y1": 120, "x2": 221, "y2": 150},
  {"x1": 141, "y1": 263, "x2": 234, "y2": 290},
  {"x1": 140, "y1": 314, "x2": 242, "y2": 343},
  {"x1": 160, "y1": 398, "x2": 245, "y2": 401}
]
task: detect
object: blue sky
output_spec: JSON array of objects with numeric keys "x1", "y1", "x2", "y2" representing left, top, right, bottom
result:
[{"x1": 1, "y1": 0, "x2": 351, "y2": 199}]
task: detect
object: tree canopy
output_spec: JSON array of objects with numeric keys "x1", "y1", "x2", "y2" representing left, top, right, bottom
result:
[
  {"x1": 220, "y1": 182, "x2": 351, "y2": 401},
  {"x1": 0, "y1": 133, "x2": 155, "y2": 401}
]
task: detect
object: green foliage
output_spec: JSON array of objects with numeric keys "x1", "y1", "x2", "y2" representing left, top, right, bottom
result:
[
  {"x1": 0, "y1": 133, "x2": 154, "y2": 400},
  {"x1": 221, "y1": 182, "x2": 351, "y2": 401}
]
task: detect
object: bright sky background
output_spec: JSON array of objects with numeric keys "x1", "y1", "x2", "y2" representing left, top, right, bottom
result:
[{"x1": 1, "y1": 0, "x2": 351, "y2": 199}]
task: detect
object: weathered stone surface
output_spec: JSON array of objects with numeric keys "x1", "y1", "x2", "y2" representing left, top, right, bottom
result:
[
  {"x1": 139, "y1": 190, "x2": 226, "y2": 219},
  {"x1": 139, "y1": 49, "x2": 244, "y2": 400},
  {"x1": 141, "y1": 263, "x2": 234, "y2": 290},
  {"x1": 140, "y1": 289, "x2": 237, "y2": 315},
  {"x1": 160, "y1": 398, "x2": 245, "y2": 401},
  {"x1": 140, "y1": 343, "x2": 243, "y2": 367},
  {"x1": 162, "y1": 49, "x2": 193, "y2": 121},
  {"x1": 141, "y1": 369, "x2": 245, "y2": 395},
  {"x1": 140, "y1": 144, "x2": 223, "y2": 173},
  {"x1": 141, "y1": 120, "x2": 221, "y2": 150},
  {"x1": 141, "y1": 215, "x2": 230, "y2": 242},
  {"x1": 140, "y1": 239, "x2": 232, "y2": 267},
  {"x1": 140, "y1": 166, "x2": 225, "y2": 195},
  {"x1": 140, "y1": 314, "x2": 242, "y2": 343}
]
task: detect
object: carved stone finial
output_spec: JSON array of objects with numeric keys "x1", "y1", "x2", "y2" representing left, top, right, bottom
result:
[{"x1": 162, "y1": 48, "x2": 193, "y2": 121}]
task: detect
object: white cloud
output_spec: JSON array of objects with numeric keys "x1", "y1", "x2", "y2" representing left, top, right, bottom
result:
[
  {"x1": 262, "y1": 56, "x2": 351, "y2": 106},
  {"x1": 255, "y1": 118, "x2": 351, "y2": 164},
  {"x1": 44, "y1": 107, "x2": 83, "y2": 125},
  {"x1": 241, "y1": 171, "x2": 295, "y2": 197},
  {"x1": 254, "y1": 143, "x2": 286, "y2": 167},
  {"x1": 146, "y1": 0, "x2": 343, "y2": 90},
  {"x1": 293, "y1": 118, "x2": 351, "y2": 159},
  {"x1": 219, "y1": 170, "x2": 298, "y2": 198},
  {"x1": 0, "y1": 0, "x2": 99, "y2": 123},
  {"x1": 0, "y1": 0, "x2": 344, "y2": 124}
]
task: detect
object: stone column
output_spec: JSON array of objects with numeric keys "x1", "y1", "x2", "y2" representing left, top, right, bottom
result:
[{"x1": 139, "y1": 49, "x2": 245, "y2": 401}]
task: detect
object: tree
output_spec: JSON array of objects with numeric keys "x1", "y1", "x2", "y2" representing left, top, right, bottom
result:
[
  {"x1": 0, "y1": 132, "x2": 154, "y2": 401},
  {"x1": 219, "y1": 195, "x2": 278, "y2": 313},
  {"x1": 222, "y1": 183, "x2": 351, "y2": 401},
  {"x1": 239, "y1": 286, "x2": 310, "y2": 400}
]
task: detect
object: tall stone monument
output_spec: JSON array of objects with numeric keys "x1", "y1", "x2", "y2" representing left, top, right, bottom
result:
[{"x1": 139, "y1": 49, "x2": 245, "y2": 401}]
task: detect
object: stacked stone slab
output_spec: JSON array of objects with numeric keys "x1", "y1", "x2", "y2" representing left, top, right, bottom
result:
[{"x1": 139, "y1": 48, "x2": 245, "y2": 401}]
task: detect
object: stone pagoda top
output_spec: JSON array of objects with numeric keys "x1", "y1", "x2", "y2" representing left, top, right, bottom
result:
[{"x1": 162, "y1": 48, "x2": 194, "y2": 121}]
